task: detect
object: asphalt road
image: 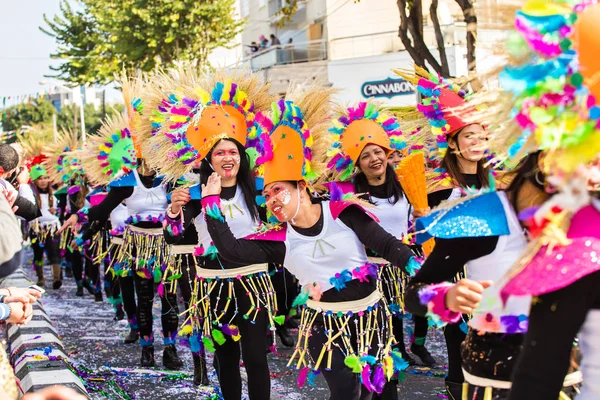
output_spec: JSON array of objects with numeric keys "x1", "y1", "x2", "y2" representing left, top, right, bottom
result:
[{"x1": 20, "y1": 258, "x2": 448, "y2": 400}]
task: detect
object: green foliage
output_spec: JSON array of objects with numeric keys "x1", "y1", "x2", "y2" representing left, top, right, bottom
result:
[
  {"x1": 1, "y1": 97, "x2": 124, "y2": 135},
  {"x1": 41, "y1": 0, "x2": 244, "y2": 85}
]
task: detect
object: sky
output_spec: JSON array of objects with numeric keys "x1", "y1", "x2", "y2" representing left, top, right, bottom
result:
[{"x1": 0, "y1": 0, "x2": 120, "y2": 108}]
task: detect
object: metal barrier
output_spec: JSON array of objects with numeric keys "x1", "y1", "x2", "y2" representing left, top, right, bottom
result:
[{"x1": 1, "y1": 268, "x2": 88, "y2": 397}]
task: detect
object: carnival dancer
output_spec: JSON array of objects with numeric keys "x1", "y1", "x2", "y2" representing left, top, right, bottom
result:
[
  {"x1": 60, "y1": 111, "x2": 182, "y2": 368},
  {"x1": 477, "y1": 2, "x2": 600, "y2": 398},
  {"x1": 198, "y1": 89, "x2": 420, "y2": 399},
  {"x1": 151, "y1": 69, "x2": 276, "y2": 395},
  {"x1": 391, "y1": 69, "x2": 493, "y2": 398},
  {"x1": 325, "y1": 101, "x2": 435, "y2": 375},
  {"x1": 21, "y1": 143, "x2": 63, "y2": 289}
]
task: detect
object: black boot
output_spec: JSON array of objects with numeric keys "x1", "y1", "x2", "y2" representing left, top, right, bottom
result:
[
  {"x1": 140, "y1": 346, "x2": 155, "y2": 367},
  {"x1": 124, "y1": 329, "x2": 139, "y2": 344},
  {"x1": 411, "y1": 343, "x2": 436, "y2": 366},
  {"x1": 75, "y1": 284, "x2": 84, "y2": 297},
  {"x1": 276, "y1": 325, "x2": 295, "y2": 348},
  {"x1": 445, "y1": 381, "x2": 464, "y2": 400},
  {"x1": 94, "y1": 292, "x2": 103, "y2": 302},
  {"x1": 114, "y1": 307, "x2": 125, "y2": 321},
  {"x1": 82, "y1": 279, "x2": 95, "y2": 295},
  {"x1": 163, "y1": 344, "x2": 184, "y2": 370},
  {"x1": 65, "y1": 267, "x2": 73, "y2": 278},
  {"x1": 193, "y1": 354, "x2": 210, "y2": 386}
]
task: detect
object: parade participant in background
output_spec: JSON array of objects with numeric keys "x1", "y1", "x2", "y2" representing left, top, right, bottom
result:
[
  {"x1": 152, "y1": 69, "x2": 276, "y2": 395},
  {"x1": 387, "y1": 150, "x2": 404, "y2": 169},
  {"x1": 325, "y1": 101, "x2": 435, "y2": 378},
  {"x1": 393, "y1": 69, "x2": 491, "y2": 399},
  {"x1": 21, "y1": 143, "x2": 63, "y2": 289},
  {"x1": 60, "y1": 106, "x2": 182, "y2": 368},
  {"x1": 199, "y1": 88, "x2": 420, "y2": 400}
]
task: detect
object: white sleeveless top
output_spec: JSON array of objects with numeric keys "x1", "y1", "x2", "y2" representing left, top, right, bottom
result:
[
  {"x1": 125, "y1": 170, "x2": 168, "y2": 220},
  {"x1": 578, "y1": 310, "x2": 600, "y2": 399},
  {"x1": 284, "y1": 201, "x2": 369, "y2": 292},
  {"x1": 194, "y1": 185, "x2": 257, "y2": 250},
  {"x1": 468, "y1": 192, "x2": 531, "y2": 334},
  {"x1": 369, "y1": 195, "x2": 410, "y2": 238},
  {"x1": 110, "y1": 203, "x2": 128, "y2": 231},
  {"x1": 35, "y1": 193, "x2": 60, "y2": 228}
]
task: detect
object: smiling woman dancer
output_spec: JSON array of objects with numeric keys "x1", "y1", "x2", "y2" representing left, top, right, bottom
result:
[
  {"x1": 324, "y1": 102, "x2": 433, "y2": 400},
  {"x1": 197, "y1": 90, "x2": 420, "y2": 400},
  {"x1": 151, "y1": 69, "x2": 277, "y2": 398}
]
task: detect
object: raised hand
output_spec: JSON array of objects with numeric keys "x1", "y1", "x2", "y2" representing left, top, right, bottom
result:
[
  {"x1": 201, "y1": 172, "x2": 222, "y2": 198},
  {"x1": 445, "y1": 279, "x2": 492, "y2": 314}
]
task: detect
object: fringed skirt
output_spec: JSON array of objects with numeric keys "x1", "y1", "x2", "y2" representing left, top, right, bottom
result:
[
  {"x1": 291, "y1": 290, "x2": 409, "y2": 393},
  {"x1": 369, "y1": 258, "x2": 409, "y2": 315},
  {"x1": 30, "y1": 221, "x2": 59, "y2": 245},
  {"x1": 179, "y1": 260, "x2": 280, "y2": 353},
  {"x1": 109, "y1": 225, "x2": 169, "y2": 281}
]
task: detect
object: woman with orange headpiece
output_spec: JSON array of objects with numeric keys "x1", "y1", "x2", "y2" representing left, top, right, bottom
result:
[
  {"x1": 325, "y1": 102, "x2": 436, "y2": 380},
  {"x1": 198, "y1": 86, "x2": 419, "y2": 399},
  {"x1": 59, "y1": 77, "x2": 183, "y2": 369},
  {"x1": 155, "y1": 69, "x2": 277, "y2": 395}
]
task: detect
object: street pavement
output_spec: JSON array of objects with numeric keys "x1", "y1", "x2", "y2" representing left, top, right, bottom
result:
[{"x1": 14, "y1": 257, "x2": 448, "y2": 399}]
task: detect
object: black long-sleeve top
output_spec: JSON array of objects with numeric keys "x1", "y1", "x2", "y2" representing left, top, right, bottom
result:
[
  {"x1": 509, "y1": 270, "x2": 600, "y2": 399},
  {"x1": 14, "y1": 195, "x2": 41, "y2": 221},
  {"x1": 205, "y1": 201, "x2": 415, "y2": 302},
  {"x1": 405, "y1": 236, "x2": 499, "y2": 316}
]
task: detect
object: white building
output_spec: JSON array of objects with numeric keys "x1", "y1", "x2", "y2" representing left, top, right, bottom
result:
[
  {"x1": 47, "y1": 85, "x2": 105, "y2": 113},
  {"x1": 226, "y1": 0, "x2": 509, "y2": 105}
]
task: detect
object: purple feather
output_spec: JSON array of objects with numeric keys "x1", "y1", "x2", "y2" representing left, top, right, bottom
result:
[
  {"x1": 182, "y1": 97, "x2": 198, "y2": 109},
  {"x1": 372, "y1": 365, "x2": 386, "y2": 394},
  {"x1": 329, "y1": 181, "x2": 344, "y2": 202},
  {"x1": 221, "y1": 324, "x2": 240, "y2": 337},
  {"x1": 229, "y1": 83, "x2": 237, "y2": 100},
  {"x1": 418, "y1": 286, "x2": 437, "y2": 305}
]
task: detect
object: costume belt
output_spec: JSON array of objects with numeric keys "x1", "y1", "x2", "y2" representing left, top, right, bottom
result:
[
  {"x1": 306, "y1": 290, "x2": 382, "y2": 313},
  {"x1": 195, "y1": 263, "x2": 268, "y2": 279},
  {"x1": 170, "y1": 244, "x2": 196, "y2": 255}
]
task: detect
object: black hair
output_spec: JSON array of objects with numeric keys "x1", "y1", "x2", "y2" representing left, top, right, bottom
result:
[
  {"x1": 353, "y1": 164, "x2": 404, "y2": 205},
  {"x1": 199, "y1": 139, "x2": 260, "y2": 223},
  {"x1": 0, "y1": 144, "x2": 19, "y2": 172},
  {"x1": 505, "y1": 150, "x2": 545, "y2": 212}
]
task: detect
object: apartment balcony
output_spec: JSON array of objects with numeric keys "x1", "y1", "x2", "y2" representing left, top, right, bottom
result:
[{"x1": 244, "y1": 39, "x2": 327, "y2": 72}]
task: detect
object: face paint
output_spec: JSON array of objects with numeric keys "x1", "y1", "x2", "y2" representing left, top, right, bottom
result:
[
  {"x1": 264, "y1": 185, "x2": 294, "y2": 220},
  {"x1": 212, "y1": 149, "x2": 240, "y2": 179}
]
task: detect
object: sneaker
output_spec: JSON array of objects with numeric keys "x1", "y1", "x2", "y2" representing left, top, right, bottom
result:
[
  {"x1": 410, "y1": 343, "x2": 436, "y2": 366},
  {"x1": 162, "y1": 344, "x2": 184, "y2": 370},
  {"x1": 193, "y1": 354, "x2": 210, "y2": 386},
  {"x1": 124, "y1": 329, "x2": 139, "y2": 344},
  {"x1": 140, "y1": 346, "x2": 155, "y2": 367},
  {"x1": 94, "y1": 292, "x2": 103, "y2": 302}
]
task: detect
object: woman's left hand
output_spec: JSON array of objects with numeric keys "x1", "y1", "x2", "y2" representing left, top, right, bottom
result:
[{"x1": 201, "y1": 172, "x2": 222, "y2": 198}]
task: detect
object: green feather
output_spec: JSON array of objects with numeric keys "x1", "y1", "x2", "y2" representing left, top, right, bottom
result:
[
  {"x1": 344, "y1": 354, "x2": 363, "y2": 373},
  {"x1": 212, "y1": 328, "x2": 226, "y2": 346},
  {"x1": 274, "y1": 315, "x2": 286, "y2": 326},
  {"x1": 153, "y1": 267, "x2": 162, "y2": 283},
  {"x1": 291, "y1": 291, "x2": 309, "y2": 308},
  {"x1": 202, "y1": 336, "x2": 215, "y2": 352}
]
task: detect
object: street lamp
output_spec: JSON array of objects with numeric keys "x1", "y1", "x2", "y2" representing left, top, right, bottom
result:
[{"x1": 39, "y1": 80, "x2": 86, "y2": 144}]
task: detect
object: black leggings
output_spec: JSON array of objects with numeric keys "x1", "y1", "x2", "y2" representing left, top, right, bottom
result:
[
  {"x1": 444, "y1": 320, "x2": 467, "y2": 383},
  {"x1": 211, "y1": 280, "x2": 271, "y2": 400},
  {"x1": 71, "y1": 246, "x2": 101, "y2": 292},
  {"x1": 269, "y1": 264, "x2": 299, "y2": 317},
  {"x1": 134, "y1": 274, "x2": 179, "y2": 346},
  {"x1": 120, "y1": 275, "x2": 138, "y2": 327},
  {"x1": 32, "y1": 233, "x2": 60, "y2": 266}
]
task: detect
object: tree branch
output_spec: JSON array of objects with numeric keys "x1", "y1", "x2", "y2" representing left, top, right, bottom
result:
[{"x1": 430, "y1": 0, "x2": 450, "y2": 77}]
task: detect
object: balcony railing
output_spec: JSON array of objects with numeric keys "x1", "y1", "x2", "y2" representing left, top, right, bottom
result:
[{"x1": 241, "y1": 39, "x2": 328, "y2": 71}]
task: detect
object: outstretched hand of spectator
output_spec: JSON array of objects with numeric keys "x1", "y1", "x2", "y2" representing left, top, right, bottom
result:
[{"x1": 22, "y1": 385, "x2": 87, "y2": 400}]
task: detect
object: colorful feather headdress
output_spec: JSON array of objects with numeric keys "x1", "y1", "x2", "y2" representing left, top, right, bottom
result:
[
  {"x1": 257, "y1": 84, "x2": 336, "y2": 187},
  {"x1": 326, "y1": 101, "x2": 407, "y2": 182},
  {"x1": 118, "y1": 70, "x2": 145, "y2": 159},
  {"x1": 18, "y1": 130, "x2": 48, "y2": 181},
  {"x1": 142, "y1": 66, "x2": 275, "y2": 182},
  {"x1": 80, "y1": 113, "x2": 138, "y2": 186},
  {"x1": 42, "y1": 129, "x2": 83, "y2": 185},
  {"x1": 465, "y1": 0, "x2": 600, "y2": 176}
]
